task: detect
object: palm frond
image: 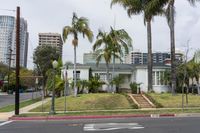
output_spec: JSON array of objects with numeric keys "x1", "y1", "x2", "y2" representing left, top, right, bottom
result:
[
  {"x1": 111, "y1": 0, "x2": 130, "y2": 9},
  {"x1": 96, "y1": 53, "x2": 103, "y2": 66},
  {"x1": 93, "y1": 39, "x2": 103, "y2": 51},
  {"x1": 62, "y1": 26, "x2": 74, "y2": 42},
  {"x1": 83, "y1": 28, "x2": 94, "y2": 42},
  {"x1": 63, "y1": 12, "x2": 93, "y2": 45}
]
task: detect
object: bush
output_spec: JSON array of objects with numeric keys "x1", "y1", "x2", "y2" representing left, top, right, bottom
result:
[
  {"x1": 88, "y1": 76, "x2": 104, "y2": 93},
  {"x1": 130, "y1": 82, "x2": 137, "y2": 94}
]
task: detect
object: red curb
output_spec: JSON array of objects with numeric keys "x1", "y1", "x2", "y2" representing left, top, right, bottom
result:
[
  {"x1": 9, "y1": 114, "x2": 175, "y2": 121},
  {"x1": 159, "y1": 114, "x2": 175, "y2": 117}
]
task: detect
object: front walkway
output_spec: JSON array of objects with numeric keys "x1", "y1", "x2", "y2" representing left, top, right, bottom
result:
[{"x1": 0, "y1": 98, "x2": 51, "y2": 121}]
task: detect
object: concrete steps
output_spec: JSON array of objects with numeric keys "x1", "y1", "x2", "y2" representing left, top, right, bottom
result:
[{"x1": 130, "y1": 94, "x2": 155, "y2": 108}]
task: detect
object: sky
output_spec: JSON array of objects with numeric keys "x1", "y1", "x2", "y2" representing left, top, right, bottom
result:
[{"x1": 0, "y1": 0, "x2": 200, "y2": 69}]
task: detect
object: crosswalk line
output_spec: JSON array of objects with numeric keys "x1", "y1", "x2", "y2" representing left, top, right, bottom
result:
[{"x1": 0, "y1": 121, "x2": 13, "y2": 127}]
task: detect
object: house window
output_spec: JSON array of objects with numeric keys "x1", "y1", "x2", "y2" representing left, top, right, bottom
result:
[
  {"x1": 153, "y1": 71, "x2": 165, "y2": 85},
  {"x1": 96, "y1": 73, "x2": 112, "y2": 82},
  {"x1": 73, "y1": 71, "x2": 80, "y2": 80},
  {"x1": 156, "y1": 71, "x2": 160, "y2": 85},
  {"x1": 160, "y1": 71, "x2": 165, "y2": 85},
  {"x1": 152, "y1": 72, "x2": 155, "y2": 85}
]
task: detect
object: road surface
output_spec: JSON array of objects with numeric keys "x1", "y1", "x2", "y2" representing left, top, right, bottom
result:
[
  {"x1": 0, "y1": 92, "x2": 42, "y2": 108},
  {"x1": 0, "y1": 117, "x2": 200, "y2": 133}
]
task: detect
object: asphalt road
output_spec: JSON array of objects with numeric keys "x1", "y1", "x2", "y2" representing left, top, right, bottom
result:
[
  {"x1": 0, "y1": 92, "x2": 42, "y2": 108},
  {"x1": 0, "y1": 117, "x2": 200, "y2": 133}
]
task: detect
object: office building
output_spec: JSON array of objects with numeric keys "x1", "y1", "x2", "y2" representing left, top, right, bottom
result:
[
  {"x1": 38, "y1": 33, "x2": 63, "y2": 57},
  {"x1": 83, "y1": 52, "x2": 121, "y2": 64},
  {"x1": 0, "y1": 16, "x2": 28, "y2": 68},
  {"x1": 126, "y1": 49, "x2": 183, "y2": 65}
]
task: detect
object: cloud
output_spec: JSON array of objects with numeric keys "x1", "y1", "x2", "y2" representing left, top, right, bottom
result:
[{"x1": 0, "y1": 0, "x2": 200, "y2": 68}]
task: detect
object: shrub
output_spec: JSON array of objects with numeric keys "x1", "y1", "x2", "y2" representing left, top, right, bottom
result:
[{"x1": 130, "y1": 82, "x2": 137, "y2": 94}]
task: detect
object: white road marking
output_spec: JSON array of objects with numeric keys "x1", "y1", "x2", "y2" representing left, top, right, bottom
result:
[
  {"x1": 84, "y1": 123, "x2": 144, "y2": 131},
  {"x1": 0, "y1": 121, "x2": 13, "y2": 127}
]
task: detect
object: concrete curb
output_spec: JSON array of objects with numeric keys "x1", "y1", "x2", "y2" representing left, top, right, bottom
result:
[{"x1": 9, "y1": 114, "x2": 176, "y2": 121}]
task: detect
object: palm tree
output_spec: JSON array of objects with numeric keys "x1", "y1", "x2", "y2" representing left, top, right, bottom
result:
[
  {"x1": 93, "y1": 30, "x2": 120, "y2": 92},
  {"x1": 111, "y1": 0, "x2": 168, "y2": 92},
  {"x1": 109, "y1": 27, "x2": 132, "y2": 92},
  {"x1": 62, "y1": 12, "x2": 93, "y2": 97},
  {"x1": 165, "y1": 0, "x2": 199, "y2": 95}
]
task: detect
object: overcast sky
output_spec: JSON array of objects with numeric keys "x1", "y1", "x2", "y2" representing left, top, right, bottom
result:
[{"x1": 1, "y1": 0, "x2": 200, "y2": 69}]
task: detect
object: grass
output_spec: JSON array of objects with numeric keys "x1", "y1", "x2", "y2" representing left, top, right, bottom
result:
[
  {"x1": 0, "y1": 98, "x2": 41, "y2": 112},
  {"x1": 148, "y1": 93, "x2": 200, "y2": 108},
  {"x1": 31, "y1": 93, "x2": 137, "y2": 112}
]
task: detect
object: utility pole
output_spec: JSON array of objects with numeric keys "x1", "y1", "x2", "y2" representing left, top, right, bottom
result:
[{"x1": 15, "y1": 6, "x2": 20, "y2": 115}]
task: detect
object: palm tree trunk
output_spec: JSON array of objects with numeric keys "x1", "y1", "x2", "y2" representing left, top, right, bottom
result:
[
  {"x1": 74, "y1": 45, "x2": 77, "y2": 97},
  {"x1": 106, "y1": 63, "x2": 110, "y2": 92},
  {"x1": 170, "y1": 2, "x2": 176, "y2": 95},
  {"x1": 147, "y1": 20, "x2": 153, "y2": 92},
  {"x1": 112, "y1": 53, "x2": 115, "y2": 93}
]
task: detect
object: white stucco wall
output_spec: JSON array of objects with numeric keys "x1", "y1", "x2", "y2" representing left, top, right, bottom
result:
[
  {"x1": 135, "y1": 68, "x2": 148, "y2": 92},
  {"x1": 65, "y1": 65, "x2": 171, "y2": 93},
  {"x1": 67, "y1": 69, "x2": 89, "y2": 81},
  {"x1": 153, "y1": 85, "x2": 170, "y2": 93},
  {"x1": 135, "y1": 68, "x2": 170, "y2": 93},
  {"x1": 120, "y1": 74, "x2": 131, "y2": 89}
]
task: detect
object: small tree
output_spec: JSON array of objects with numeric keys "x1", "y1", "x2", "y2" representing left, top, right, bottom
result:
[
  {"x1": 88, "y1": 76, "x2": 104, "y2": 93},
  {"x1": 33, "y1": 45, "x2": 60, "y2": 96},
  {"x1": 77, "y1": 80, "x2": 88, "y2": 94},
  {"x1": 111, "y1": 75, "x2": 125, "y2": 93},
  {"x1": 0, "y1": 63, "x2": 9, "y2": 80}
]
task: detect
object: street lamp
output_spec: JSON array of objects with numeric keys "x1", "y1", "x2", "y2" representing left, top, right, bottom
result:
[{"x1": 50, "y1": 60, "x2": 58, "y2": 114}]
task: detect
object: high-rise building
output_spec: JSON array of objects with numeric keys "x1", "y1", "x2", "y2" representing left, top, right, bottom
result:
[
  {"x1": 38, "y1": 33, "x2": 63, "y2": 57},
  {"x1": 194, "y1": 49, "x2": 200, "y2": 63},
  {"x1": 121, "y1": 44, "x2": 133, "y2": 63},
  {"x1": 83, "y1": 52, "x2": 121, "y2": 64},
  {"x1": 83, "y1": 52, "x2": 97, "y2": 64},
  {"x1": 0, "y1": 16, "x2": 28, "y2": 68},
  {"x1": 126, "y1": 49, "x2": 183, "y2": 65},
  {"x1": 83, "y1": 45, "x2": 132, "y2": 64}
]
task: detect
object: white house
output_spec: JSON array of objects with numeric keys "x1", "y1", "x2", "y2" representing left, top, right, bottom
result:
[{"x1": 65, "y1": 63, "x2": 171, "y2": 93}]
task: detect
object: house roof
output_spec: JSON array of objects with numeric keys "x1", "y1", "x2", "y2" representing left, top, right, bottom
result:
[
  {"x1": 67, "y1": 63, "x2": 170, "y2": 71},
  {"x1": 88, "y1": 63, "x2": 134, "y2": 72},
  {"x1": 67, "y1": 64, "x2": 91, "y2": 69},
  {"x1": 134, "y1": 64, "x2": 171, "y2": 69}
]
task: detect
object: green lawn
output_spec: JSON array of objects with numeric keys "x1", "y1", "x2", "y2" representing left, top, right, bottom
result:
[
  {"x1": 0, "y1": 98, "x2": 41, "y2": 112},
  {"x1": 148, "y1": 93, "x2": 200, "y2": 108},
  {"x1": 31, "y1": 93, "x2": 136, "y2": 112}
]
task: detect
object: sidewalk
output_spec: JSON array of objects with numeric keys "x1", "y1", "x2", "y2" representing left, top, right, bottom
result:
[
  {"x1": 0, "y1": 98, "x2": 51, "y2": 121},
  {"x1": 0, "y1": 92, "x2": 8, "y2": 96}
]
